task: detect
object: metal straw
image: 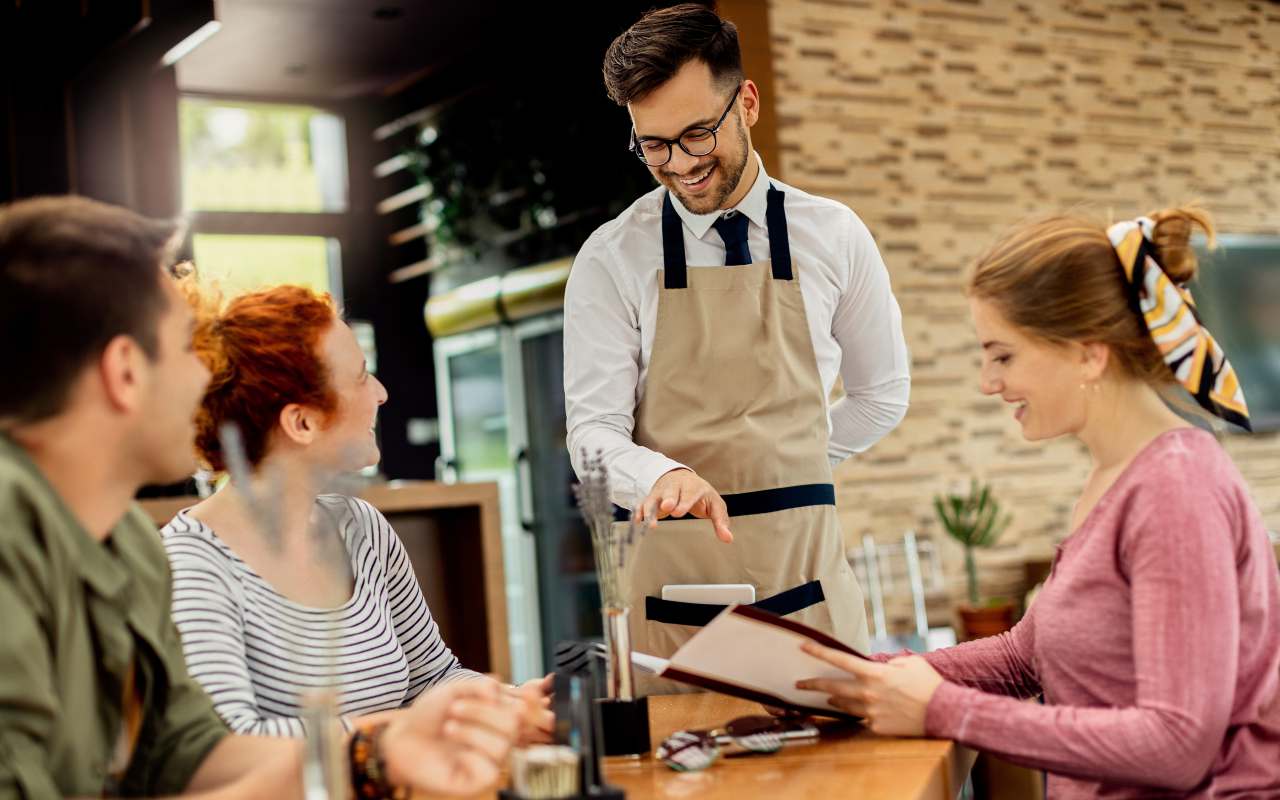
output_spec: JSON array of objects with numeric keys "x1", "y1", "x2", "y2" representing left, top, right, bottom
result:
[{"x1": 216, "y1": 422, "x2": 368, "y2": 799}]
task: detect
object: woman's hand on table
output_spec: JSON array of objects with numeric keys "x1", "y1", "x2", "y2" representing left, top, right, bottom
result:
[
  {"x1": 382, "y1": 678, "x2": 522, "y2": 796},
  {"x1": 796, "y1": 643, "x2": 944, "y2": 737},
  {"x1": 509, "y1": 673, "x2": 555, "y2": 744}
]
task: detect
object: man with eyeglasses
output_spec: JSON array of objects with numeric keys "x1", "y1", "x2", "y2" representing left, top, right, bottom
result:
[{"x1": 564, "y1": 4, "x2": 910, "y2": 667}]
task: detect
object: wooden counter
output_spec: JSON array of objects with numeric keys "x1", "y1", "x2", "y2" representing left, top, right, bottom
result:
[
  {"x1": 138, "y1": 480, "x2": 511, "y2": 680},
  {"x1": 488, "y1": 693, "x2": 974, "y2": 800}
]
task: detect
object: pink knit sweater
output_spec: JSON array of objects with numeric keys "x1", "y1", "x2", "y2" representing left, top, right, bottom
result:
[{"x1": 923, "y1": 429, "x2": 1280, "y2": 798}]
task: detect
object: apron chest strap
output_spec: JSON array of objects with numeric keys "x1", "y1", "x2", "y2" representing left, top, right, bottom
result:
[{"x1": 661, "y1": 184, "x2": 793, "y2": 289}]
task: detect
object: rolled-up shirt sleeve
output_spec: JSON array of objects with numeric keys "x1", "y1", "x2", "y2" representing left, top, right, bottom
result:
[
  {"x1": 564, "y1": 236, "x2": 686, "y2": 510},
  {"x1": 827, "y1": 214, "x2": 910, "y2": 466},
  {"x1": 124, "y1": 613, "x2": 229, "y2": 796}
]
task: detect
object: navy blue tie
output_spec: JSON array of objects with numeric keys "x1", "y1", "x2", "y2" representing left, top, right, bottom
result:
[{"x1": 712, "y1": 212, "x2": 752, "y2": 266}]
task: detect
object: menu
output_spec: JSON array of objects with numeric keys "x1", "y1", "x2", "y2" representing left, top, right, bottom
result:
[{"x1": 630, "y1": 604, "x2": 871, "y2": 719}]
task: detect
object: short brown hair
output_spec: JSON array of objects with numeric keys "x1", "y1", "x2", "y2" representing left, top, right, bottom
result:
[
  {"x1": 0, "y1": 196, "x2": 182, "y2": 425},
  {"x1": 185, "y1": 283, "x2": 339, "y2": 471},
  {"x1": 967, "y1": 206, "x2": 1215, "y2": 386},
  {"x1": 603, "y1": 3, "x2": 743, "y2": 106}
]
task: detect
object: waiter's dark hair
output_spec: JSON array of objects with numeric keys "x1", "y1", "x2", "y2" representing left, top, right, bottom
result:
[
  {"x1": 0, "y1": 196, "x2": 183, "y2": 425},
  {"x1": 603, "y1": 3, "x2": 743, "y2": 106}
]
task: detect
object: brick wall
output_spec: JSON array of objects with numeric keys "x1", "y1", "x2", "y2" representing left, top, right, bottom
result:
[{"x1": 766, "y1": 0, "x2": 1280, "y2": 626}]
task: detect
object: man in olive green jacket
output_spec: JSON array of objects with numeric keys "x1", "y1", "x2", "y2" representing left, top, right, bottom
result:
[{"x1": 0, "y1": 196, "x2": 520, "y2": 799}]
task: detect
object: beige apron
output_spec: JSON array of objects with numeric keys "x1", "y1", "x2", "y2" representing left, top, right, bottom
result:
[{"x1": 624, "y1": 186, "x2": 869, "y2": 691}]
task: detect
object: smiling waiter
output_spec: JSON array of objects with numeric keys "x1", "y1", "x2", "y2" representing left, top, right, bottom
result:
[{"x1": 564, "y1": 4, "x2": 909, "y2": 662}]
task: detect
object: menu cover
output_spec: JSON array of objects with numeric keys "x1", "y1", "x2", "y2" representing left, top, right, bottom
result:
[{"x1": 631, "y1": 604, "x2": 871, "y2": 720}]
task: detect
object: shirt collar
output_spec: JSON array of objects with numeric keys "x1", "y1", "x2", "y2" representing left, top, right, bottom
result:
[
  {"x1": 669, "y1": 151, "x2": 770, "y2": 240},
  {"x1": 0, "y1": 432, "x2": 132, "y2": 601}
]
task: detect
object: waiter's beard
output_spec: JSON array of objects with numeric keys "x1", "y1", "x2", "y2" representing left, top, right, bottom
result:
[{"x1": 660, "y1": 123, "x2": 751, "y2": 215}]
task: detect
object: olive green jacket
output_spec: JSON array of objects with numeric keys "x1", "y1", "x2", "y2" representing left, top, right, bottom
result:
[{"x1": 0, "y1": 435, "x2": 228, "y2": 797}]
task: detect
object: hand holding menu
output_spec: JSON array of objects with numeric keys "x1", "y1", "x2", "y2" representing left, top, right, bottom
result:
[{"x1": 631, "y1": 604, "x2": 872, "y2": 719}]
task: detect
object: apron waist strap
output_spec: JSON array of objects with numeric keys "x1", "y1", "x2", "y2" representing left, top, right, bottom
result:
[
  {"x1": 645, "y1": 580, "x2": 825, "y2": 627},
  {"x1": 614, "y1": 482, "x2": 835, "y2": 521},
  {"x1": 720, "y1": 483, "x2": 834, "y2": 517}
]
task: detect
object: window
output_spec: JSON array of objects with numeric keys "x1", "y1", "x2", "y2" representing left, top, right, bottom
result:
[
  {"x1": 189, "y1": 234, "x2": 339, "y2": 297},
  {"x1": 179, "y1": 97, "x2": 348, "y2": 299}
]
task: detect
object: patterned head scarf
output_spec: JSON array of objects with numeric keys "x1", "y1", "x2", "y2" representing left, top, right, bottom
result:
[{"x1": 1106, "y1": 217, "x2": 1251, "y2": 431}]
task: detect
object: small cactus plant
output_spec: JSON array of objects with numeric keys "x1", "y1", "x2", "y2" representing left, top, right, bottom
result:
[{"x1": 933, "y1": 479, "x2": 1012, "y2": 607}]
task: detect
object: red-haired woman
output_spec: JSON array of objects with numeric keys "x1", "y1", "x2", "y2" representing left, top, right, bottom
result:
[
  {"x1": 161, "y1": 284, "x2": 551, "y2": 741},
  {"x1": 797, "y1": 208, "x2": 1280, "y2": 797}
]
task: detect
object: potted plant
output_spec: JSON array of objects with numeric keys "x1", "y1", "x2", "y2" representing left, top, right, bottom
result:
[{"x1": 933, "y1": 479, "x2": 1015, "y2": 640}]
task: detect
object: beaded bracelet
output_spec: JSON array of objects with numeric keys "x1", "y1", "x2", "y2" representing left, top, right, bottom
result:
[{"x1": 349, "y1": 722, "x2": 409, "y2": 800}]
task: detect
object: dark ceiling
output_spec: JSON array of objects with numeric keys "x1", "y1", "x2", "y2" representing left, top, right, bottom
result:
[{"x1": 176, "y1": 0, "x2": 502, "y2": 100}]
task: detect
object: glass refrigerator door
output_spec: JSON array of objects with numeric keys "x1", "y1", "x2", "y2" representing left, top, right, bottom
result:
[
  {"x1": 512, "y1": 315, "x2": 602, "y2": 668},
  {"x1": 445, "y1": 344, "x2": 509, "y2": 474},
  {"x1": 434, "y1": 328, "x2": 542, "y2": 681}
]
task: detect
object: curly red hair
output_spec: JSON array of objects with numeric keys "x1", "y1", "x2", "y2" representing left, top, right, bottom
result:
[{"x1": 185, "y1": 282, "x2": 339, "y2": 471}]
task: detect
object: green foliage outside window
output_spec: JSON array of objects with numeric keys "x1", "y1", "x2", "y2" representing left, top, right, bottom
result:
[
  {"x1": 179, "y1": 98, "x2": 345, "y2": 297},
  {"x1": 190, "y1": 235, "x2": 334, "y2": 298}
]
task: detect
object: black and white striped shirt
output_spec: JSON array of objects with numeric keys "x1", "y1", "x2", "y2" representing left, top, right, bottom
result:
[{"x1": 162, "y1": 494, "x2": 477, "y2": 737}]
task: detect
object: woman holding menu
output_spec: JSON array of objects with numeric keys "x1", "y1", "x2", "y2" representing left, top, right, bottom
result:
[{"x1": 799, "y1": 207, "x2": 1280, "y2": 797}]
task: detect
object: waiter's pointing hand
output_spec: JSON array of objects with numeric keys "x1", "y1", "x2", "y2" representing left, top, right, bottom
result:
[{"x1": 636, "y1": 468, "x2": 734, "y2": 543}]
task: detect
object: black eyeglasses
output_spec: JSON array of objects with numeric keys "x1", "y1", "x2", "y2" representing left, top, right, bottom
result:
[{"x1": 629, "y1": 85, "x2": 741, "y2": 168}]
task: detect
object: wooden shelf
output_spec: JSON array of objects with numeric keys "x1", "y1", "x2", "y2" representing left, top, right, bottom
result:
[
  {"x1": 376, "y1": 183, "x2": 429, "y2": 215},
  {"x1": 374, "y1": 106, "x2": 439, "y2": 143},
  {"x1": 360, "y1": 480, "x2": 497, "y2": 512},
  {"x1": 372, "y1": 84, "x2": 487, "y2": 143},
  {"x1": 388, "y1": 221, "x2": 430, "y2": 247},
  {"x1": 374, "y1": 153, "x2": 414, "y2": 179},
  {"x1": 488, "y1": 207, "x2": 599, "y2": 249},
  {"x1": 388, "y1": 257, "x2": 441, "y2": 284},
  {"x1": 487, "y1": 187, "x2": 527, "y2": 208}
]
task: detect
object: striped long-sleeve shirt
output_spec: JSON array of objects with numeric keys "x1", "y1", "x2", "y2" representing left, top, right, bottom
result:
[{"x1": 161, "y1": 494, "x2": 479, "y2": 737}]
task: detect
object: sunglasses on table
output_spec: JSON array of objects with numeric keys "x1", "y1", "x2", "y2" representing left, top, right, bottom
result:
[{"x1": 655, "y1": 714, "x2": 820, "y2": 772}]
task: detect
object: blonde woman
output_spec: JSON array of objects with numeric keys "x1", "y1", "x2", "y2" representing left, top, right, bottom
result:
[{"x1": 799, "y1": 208, "x2": 1280, "y2": 797}]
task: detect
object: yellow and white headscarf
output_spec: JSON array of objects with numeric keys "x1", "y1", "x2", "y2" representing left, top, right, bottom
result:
[{"x1": 1107, "y1": 217, "x2": 1251, "y2": 431}]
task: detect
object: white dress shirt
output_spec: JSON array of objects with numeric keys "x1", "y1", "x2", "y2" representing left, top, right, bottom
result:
[{"x1": 564, "y1": 154, "x2": 910, "y2": 509}]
